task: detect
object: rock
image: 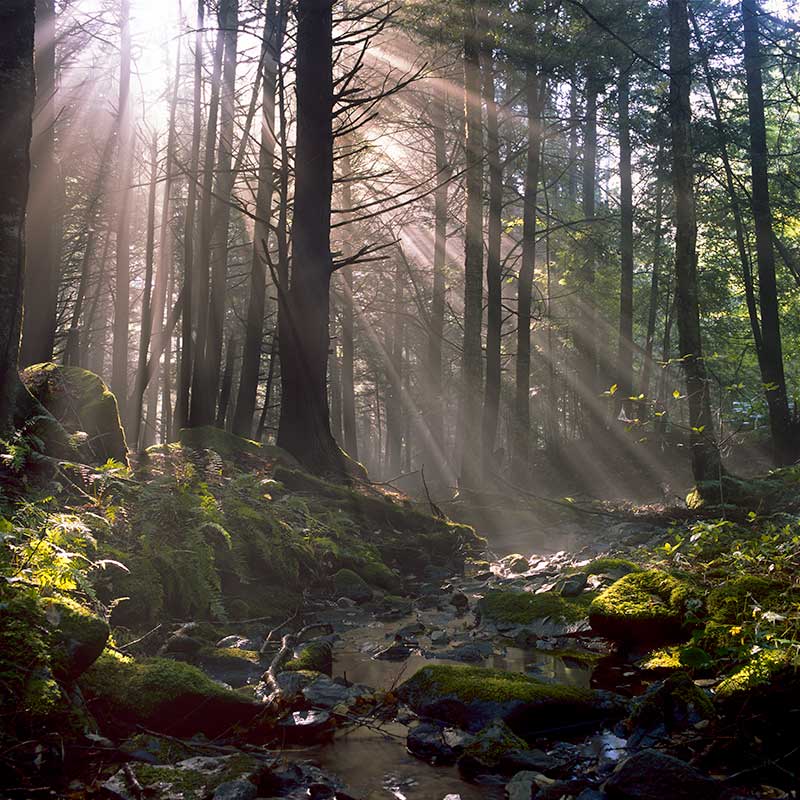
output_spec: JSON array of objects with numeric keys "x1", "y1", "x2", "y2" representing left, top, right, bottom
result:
[
  {"x1": 397, "y1": 664, "x2": 605, "y2": 735},
  {"x1": 374, "y1": 642, "x2": 412, "y2": 661},
  {"x1": 397, "y1": 621, "x2": 426, "y2": 638},
  {"x1": 272, "y1": 669, "x2": 318, "y2": 699},
  {"x1": 337, "y1": 597, "x2": 357, "y2": 608},
  {"x1": 22, "y1": 363, "x2": 128, "y2": 464},
  {"x1": 449, "y1": 591, "x2": 470, "y2": 612},
  {"x1": 432, "y1": 642, "x2": 492, "y2": 663},
  {"x1": 213, "y1": 779, "x2": 258, "y2": 800},
  {"x1": 478, "y1": 589, "x2": 591, "y2": 637},
  {"x1": 162, "y1": 631, "x2": 206, "y2": 656},
  {"x1": 504, "y1": 555, "x2": 531, "y2": 574},
  {"x1": 506, "y1": 771, "x2": 555, "y2": 800},
  {"x1": 499, "y1": 748, "x2": 560, "y2": 775},
  {"x1": 458, "y1": 719, "x2": 528, "y2": 775},
  {"x1": 430, "y1": 630, "x2": 451, "y2": 645},
  {"x1": 559, "y1": 573, "x2": 589, "y2": 598},
  {"x1": 302, "y1": 674, "x2": 372, "y2": 709},
  {"x1": 277, "y1": 709, "x2": 333, "y2": 743},
  {"x1": 626, "y1": 672, "x2": 714, "y2": 750},
  {"x1": 576, "y1": 791, "x2": 606, "y2": 800},
  {"x1": 285, "y1": 640, "x2": 333, "y2": 676},
  {"x1": 407, "y1": 721, "x2": 473, "y2": 764},
  {"x1": 42, "y1": 595, "x2": 108, "y2": 679},
  {"x1": 217, "y1": 635, "x2": 260, "y2": 650},
  {"x1": 589, "y1": 570, "x2": 698, "y2": 643},
  {"x1": 604, "y1": 750, "x2": 720, "y2": 800},
  {"x1": 333, "y1": 569, "x2": 373, "y2": 603},
  {"x1": 80, "y1": 651, "x2": 263, "y2": 737}
]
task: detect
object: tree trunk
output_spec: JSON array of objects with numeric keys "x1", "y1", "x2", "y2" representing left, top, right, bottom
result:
[
  {"x1": 742, "y1": 0, "x2": 794, "y2": 463},
  {"x1": 481, "y1": 40, "x2": 503, "y2": 475},
  {"x1": 513, "y1": 65, "x2": 544, "y2": 476},
  {"x1": 668, "y1": 0, "x2": 721, "y2": 484},
  {"x1": 255, "y1": 328, "x2": 278, "y2": 441},
  {"x1": 459, "y1": 0, "x2": 484, "y2": 489},
  {"x1": 641, "y1": 145, "x2": 664, "y2": 398},
  {"x1": 276, "y1": 0, "x2": 344, "y2": 476},
  {"x1": 20, "y1": 0, "x2": 60, "y2": 368},
  {"x1": 112, "y1": 0, "x2": 133, "y2": 424},
  {"x1": 0, "y1": 0, "x2": 35, "y2": 431},
  {"x1": 216, "y1": 336, "x2": 238, "y2": 429},
  {"x1": 385, "y1": 261, "x2": 404, "y2": 477},
  {"x1": 616, "y1": 68, "x2": 635, "y2": 409},
  {"x1": 233, "y1": 0, "x2": 284, "y2": 438}
]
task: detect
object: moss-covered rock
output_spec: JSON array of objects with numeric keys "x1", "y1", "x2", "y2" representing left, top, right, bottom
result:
[
  {"x1": 397, "y1": 664, "x2": 601, "y2": 734},
  {"x1": 715, "y1": 649, "x2": 796, "y2": 700},
  {"x1": 581, "y1": 557, "x2": 641, "y2": 578},
  {"x1": 589, "y1": 570, "x2": 698, "y2": 643},
  {"x1": 42, "y1": 595, "x2": 108, "y2": 679},
  {"x1": 706, "y1": 575, "x2": 785, "y2": 624},
  {"x1": 80, "y1": 650, "x2": 264, "y2": 737},
  {"x1": 178, "y1": 426, "x2": 299, "y2": 469},
  {"x1": 22, "y1": 363, "x2": 128, "y2": 465},
  {"x1": 477, "y1": 589, "x2": 593, "y2": 628},
  {"x1": 333, "y1": 568, "x2": 372, "y2": 602},
  {"x1": 458, "y1": 719, "x2": 528, "y2": 774},
  {"x1": 285, "y1": 640, "x2": 333, "y2": 676}
]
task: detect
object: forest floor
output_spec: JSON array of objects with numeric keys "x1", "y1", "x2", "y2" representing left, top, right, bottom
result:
[{"x1": 3, "y1": 372, "x2": 800, "y2": 799}]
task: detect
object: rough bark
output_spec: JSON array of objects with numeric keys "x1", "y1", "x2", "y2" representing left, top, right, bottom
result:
[{"x1": 668, "y1": 0, "x2": 722, "y2": 483}]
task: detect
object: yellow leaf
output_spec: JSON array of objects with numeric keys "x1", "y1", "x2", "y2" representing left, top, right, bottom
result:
[{"x1": 673, "y1": 389, "x2": 681, "y2": 399}]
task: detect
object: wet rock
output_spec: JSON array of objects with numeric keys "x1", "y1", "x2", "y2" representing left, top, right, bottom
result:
[
  {"x1": 504, "y1": 555, "x2": 531, "y2": 574},
  {"x1": 337, "y1": 597, "x2": 357, "y2": 608},
  {"x1": 397, "y1": 621, "x2": 426, "y2": 638},
  {"x1": 559, "y1": 573, "x2": 589, "y2": 598},
  {"x1": 626, "y1": 672, "x2": 714, "y2": 751},
  {"x1": 277, "y1": 709, "x2": 333, "y2": 743},
  {"x1": 212, "y1": 779, "x2": 258, "y2": 800},
  {"x1": 431, "y1": 642, "x2": 492, "y2": 663},
  {"x1": 217, "y1": 635, "x2": 260, "y2": 650},
  {"x1": 397, "y1": 664, "x2": 604, "y2": 734},
  {"x1": 449, "y1": 591, "x2": 470, "y2": 612},
  {"x1": 407, "y1": 720, "x2": 473, "y2": 764},
  {"x1": 373, "y1": 642, "x2": 413, "y2": 661},
  {"x1": 302, "y1": 674, "x2": 373, "y2": 709},
  {"x1": 273, "y1": 669, "x2": 318, "y2": 698},
  {"x1": 604, "y1": 750, "x2": 720, "y2": 800},
  {"x1": 458, "y1": 719, "x2": 528, "y2": 776},
  {"x1": 430, "y1": 629, "x2": 451, "y2": 645},
  {"x1": 506, "y1": 771, "x2": 555, "y2": 800},
  {"x1": 576, "y1": 791, "x2": 607, "y2": 800},
  {"x1": 286, "y1": 640, "x2": 333, "y2": 676},
  {"x1": 499, "y1": 748, "x2": 560, "y2": 775},
  {"x1": 537, "y1": 779, "x2": 594, "y2": 800},
  {"x1": 333, "y1": 569, "x2": 373, "y2": 603}
]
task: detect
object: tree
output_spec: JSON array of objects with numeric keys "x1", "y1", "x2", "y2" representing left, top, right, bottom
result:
[
  {"x1": 276, "y1": 0, "x2": 344, "y2": 476},
  {"x1": 668, "y1": 0, "x2": 721, "y2": 484}
]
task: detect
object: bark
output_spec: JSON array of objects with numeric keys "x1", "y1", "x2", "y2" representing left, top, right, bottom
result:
[
  {"x1": 513, "y1": 65, "x2": 544, "y2": 475},
  {"x1": 742, "y1": 0, "x2": 794, "y2": 463},
  {"x1": 616, "y1": 69, "x2": 635, "y2": 408},
  {"x1": 176, "y1": 0, "x2": 204, "y2": 432},
  {"x1": 385, "y1": 261, "x2": 404, "y2": 477},
  {"x1": 276, "y1": 0, "x2": 344, "y2": 476},
  {"x1": 459, "y1": 0, "x2": 484, "y2": 489},
  {"x1": 567, "y1": 76, "x2": 579, "y2": 204},
  {"x1": 481, "y1": 42, "x2": 503, "y2": 473},
  {"x1": 255, "y1": 328, "x2": 278, "y2": 441},
  {"x1": 112, "y1": 0, "x2": 133, "y2": 424},
  {"x1": 216, "y1": 336, "x2": 238, "y2": 429},
  {"x1": 668, "y1": 0, "x2": 721, "y2": 483},
  {"x1": 0, "y1": 0, "x2": 35, "y2": 431},
  {"x1": 641, "y1": 146, "x2": 664, "y2": 398},
  {"x1": 21, "y1": 0, "x2": 60, "y2": 368},
  {"x1": 329, "y1": 315, "x2": 343, "y2": 444},
  {"x1": 233, "y1": 0, "x2": 284, "y2": 438}
]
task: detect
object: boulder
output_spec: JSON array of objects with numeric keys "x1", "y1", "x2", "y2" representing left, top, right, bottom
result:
[
  {"x1": 285, "y1": 640, "x2": 333, "y2": 676},
  {"x1": 458, "y1": 718, "x2": 528, "y2": 775},
  {"x1": 604, "y1": 750, "x2": 720, "y2": 800},
  {"x1": 407, "y1": 721, "x2": 473, "y2": 764},
  {"x1": 22, "y1": 363, "x2": 127, "y2": 465},
  {"x1": 589, "y1": 570, "x2": 697, "y2": 643},
  {"x1": 397, "y1": 664, "x2": 604, "y2": 735},
  {"x1": 332, "y1": 569, "x2": 372, "y2": 603},
  {"x1": 80, "y1": 651, "x2": 264, "y2": 737},
  {"x1": 559, "y1": 573, "x2": 589, "y2": 598},
  {"x1": 477, "y1": 589, "x2": 592, "y2": 637},
  {"x1": 42, "y1": 595, "x2": 109, "y2": 679}
]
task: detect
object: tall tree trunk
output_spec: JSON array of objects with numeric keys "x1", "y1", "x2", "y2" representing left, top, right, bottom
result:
[
  {"x1": 255, "y1": 328, "x2": 278, "y2": 441},
  {"x1": 276, "y1": 0, "x2": 343, "y2": 476},
  {"x1": 616, "y1": 68, "x2": 635, "y2": 409},
  {"x1": 188, "y1": 7, "x2": 225, "y2": 427},
  {"x1": 339, "y1": 148, "x2": 359, "y2": 460},
  {"x1": 459, "y1": 0, "x2": 484, "y2": 489},
  {"x1": 329, "y1": 314, "x2": 343, "y2": 445},
  {"x1": 0, "y1": 0, "x2": 34, "y2": 431},
  {"x1": 742, "y1": 0, "x2": 793, "y2": 464},
  {"x1": 641, "y1": 145, "x2": 664, "y2": 398},
  {"x1": 112, "y1": 0, "x2": 133, "y2": 423},
  {"x1": 130, "y1": 135, "x2": 159, "y2": 450},
  {"x1": 423, "y1": 81, "x2": 450, "y2": 486},
  {"x1": 567, "y1": 76, "x2": 579, "y2": 205},
  {"x1": 513, "y1": 65, "x2": 544, "y2": 476},
  {"x1": 385, "y1": 261, "x2": 404, "y2": 477},
  {"x1": 20, "y1": 0, "x2": 60, "y2": 368},
  {"x1": 216, "y1": 335, "x2": 237, "y2": 428},
  {"x1": 481, "y1": 41, "x2": 503, "y2": 474},
  {"x1": 233, "y1": 0, "x2": 283, "y2": 438},
  {"x1": 668, "y1": 0, "x2": 721, "y2": 484},
  {"x1": 176, "y1": 0, "x2": 204, "y2": 432}
]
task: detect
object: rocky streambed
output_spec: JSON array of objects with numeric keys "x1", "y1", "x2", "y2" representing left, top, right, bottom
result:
[{"x1": 47, "y1": 527, "x2": 796, "y2": 800}]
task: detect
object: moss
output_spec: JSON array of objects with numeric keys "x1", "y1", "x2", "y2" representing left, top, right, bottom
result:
[
  {"x1": 715, "y1": 649, "x2": 796, "y2": 699},
  {"x1": 354, "y1": 560, "x2": 402, "y2": 593},
  {"x1": 333, "y1": 568, "x2": 372, "y2": 601},
  {"x1": 589, "y1": 569, "x2": 698, "y2": 642},
  {"x1": 549, "y1": 647, "x2": 603, "y2": 666},
  {"x1": 22, "y1": 362, "x2": 128, "y2": 465},
  {"x1": 639, "y1": 647, "x2": 683, "y2": 671},
  {"x1": 42, "y1": 595, "x2": 108, "y2": 678},
  {"x1": 707, "y1": 575, "x2": 785, "y2": 624},
  {"x1": 629, "y1": 671, "x2": 714, "y2": 730},
  {"x1": 400, "y1": 664, "x2": 593, "y2": 706},
  {"x1": 478, "y1": 589, "x2": 594, "y2": 626},
  {"x1": 581, "y1": 557, "x2": 641, "y2": 577},
  {"x1": 285, "y1": 641, "x2": 332, "y2": 675},
  {"x1": 461, "y1": 719, "x2": 527, "y2": 770},
  {"x1": 178, "y1": 426, "x2": 299, "y2": 469}
]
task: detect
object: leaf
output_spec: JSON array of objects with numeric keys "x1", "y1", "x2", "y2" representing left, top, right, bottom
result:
[
  {"x1": 93, "y1": 559, "x2": 130, "y2": 573},
  {"x1": 609, "y1": 384, "x2": 618, "y2": 396},
  {"x1": 673, "y1": 389, "x2": 681, "y2": 399}
]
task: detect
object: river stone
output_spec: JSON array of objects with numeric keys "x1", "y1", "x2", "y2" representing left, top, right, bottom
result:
[
  {"x1": 559, "y1": 573, "x2": 589, "y2": 598},
  {"x1": 277, "y1": 709, "x2": 333, "y2": 743},
  {"x1": 397, "y1": 621, "x2": 426, "y2": 638},
  {"x1": 217, "y1": 635, "x2": 260, "y2": 650},
  {"x1": 302, "y1": 674, "x2": 372, "y2": 708},
  {"x1": 407, "y1": 721, "x2": 473, "y2": 764},
  {"x1": 458, "y1": 719, "x2": 528, "y2": 775},
  {"x1": 505, "y1": 555, "x2": 531, "y2": 574},
  {"x1": 506, "y1": 771, "x2": 555, "y2": 800},
  {"x1": 212, "y1": 779, "x2": 258, "y2": 800},
  {"x1": 373, "y1": 642, "x2": 412, "y2": 661},
  {"x1": 333, "y1": 569, "x2": 373, "y2": 603},
  {"x1": 604, "y1": 750, "x2": 720, "y2": 800}
]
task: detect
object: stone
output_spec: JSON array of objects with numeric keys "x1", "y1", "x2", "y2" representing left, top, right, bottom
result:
[
  {"x1": 430, "y1": 630, "x2": 451, "y2": 645},
  {"x1": 499, "y1": 749, "x2": 562, "y2": 775},
  {"x1": 407, "y1": 721, "x2": 473, "y2": 764},
  {"x1": 506, "y1": 771, "x2": 554, "y2": 800},
  {"x1": 397, "y1": 621, "x2": 426, "y2": 638},
  {"x1": 217, "y1": 635, "x2": 260, "y2": 650},
  {"x1": 22, "y1": 363, "x2": 128, "y2": 464},
  {"x1": 277, "y1": 709, "x2": 333, "y2": 744},
  {"x1": 374, "y1": 643, "x2": 412, "y2": 661},
  {"x1": 604, "y1": 750, "x2": 720, "y2": 800},
  {"x1": 285, "y1": 640, "x2": 333, "y2": 676},
  {"x1": 337, "y1": 597, "x2": 357, "y2": 608},
  {"x1": 42, "y1": 595, "x2": 109, "y2": 679},
  {"x1": 505, "y1": 555, "x2": 531, "y2": 574},
  {"x1": 332, "y1": 569, "x2": 373, "y2": 603},
  {"x1": 213, "y1": 779, "x2": 258, "y2": 800},
  {"x1": 449, "y1": 591, "x2": 470, "y2": 612},
  {"x1": 302, "y1": 674, "x2": 372, "y2": 709},
  {"x1": 458, "y1": 719, "x2": 528, "y2": 775},
  {"x1": 559, "y1": 573, "x2": 589, "y2": 598}
]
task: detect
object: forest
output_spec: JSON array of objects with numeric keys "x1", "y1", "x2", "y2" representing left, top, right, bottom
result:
[{"x1": 1, "y1": 0, "x2": 800, "y2": 797}]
